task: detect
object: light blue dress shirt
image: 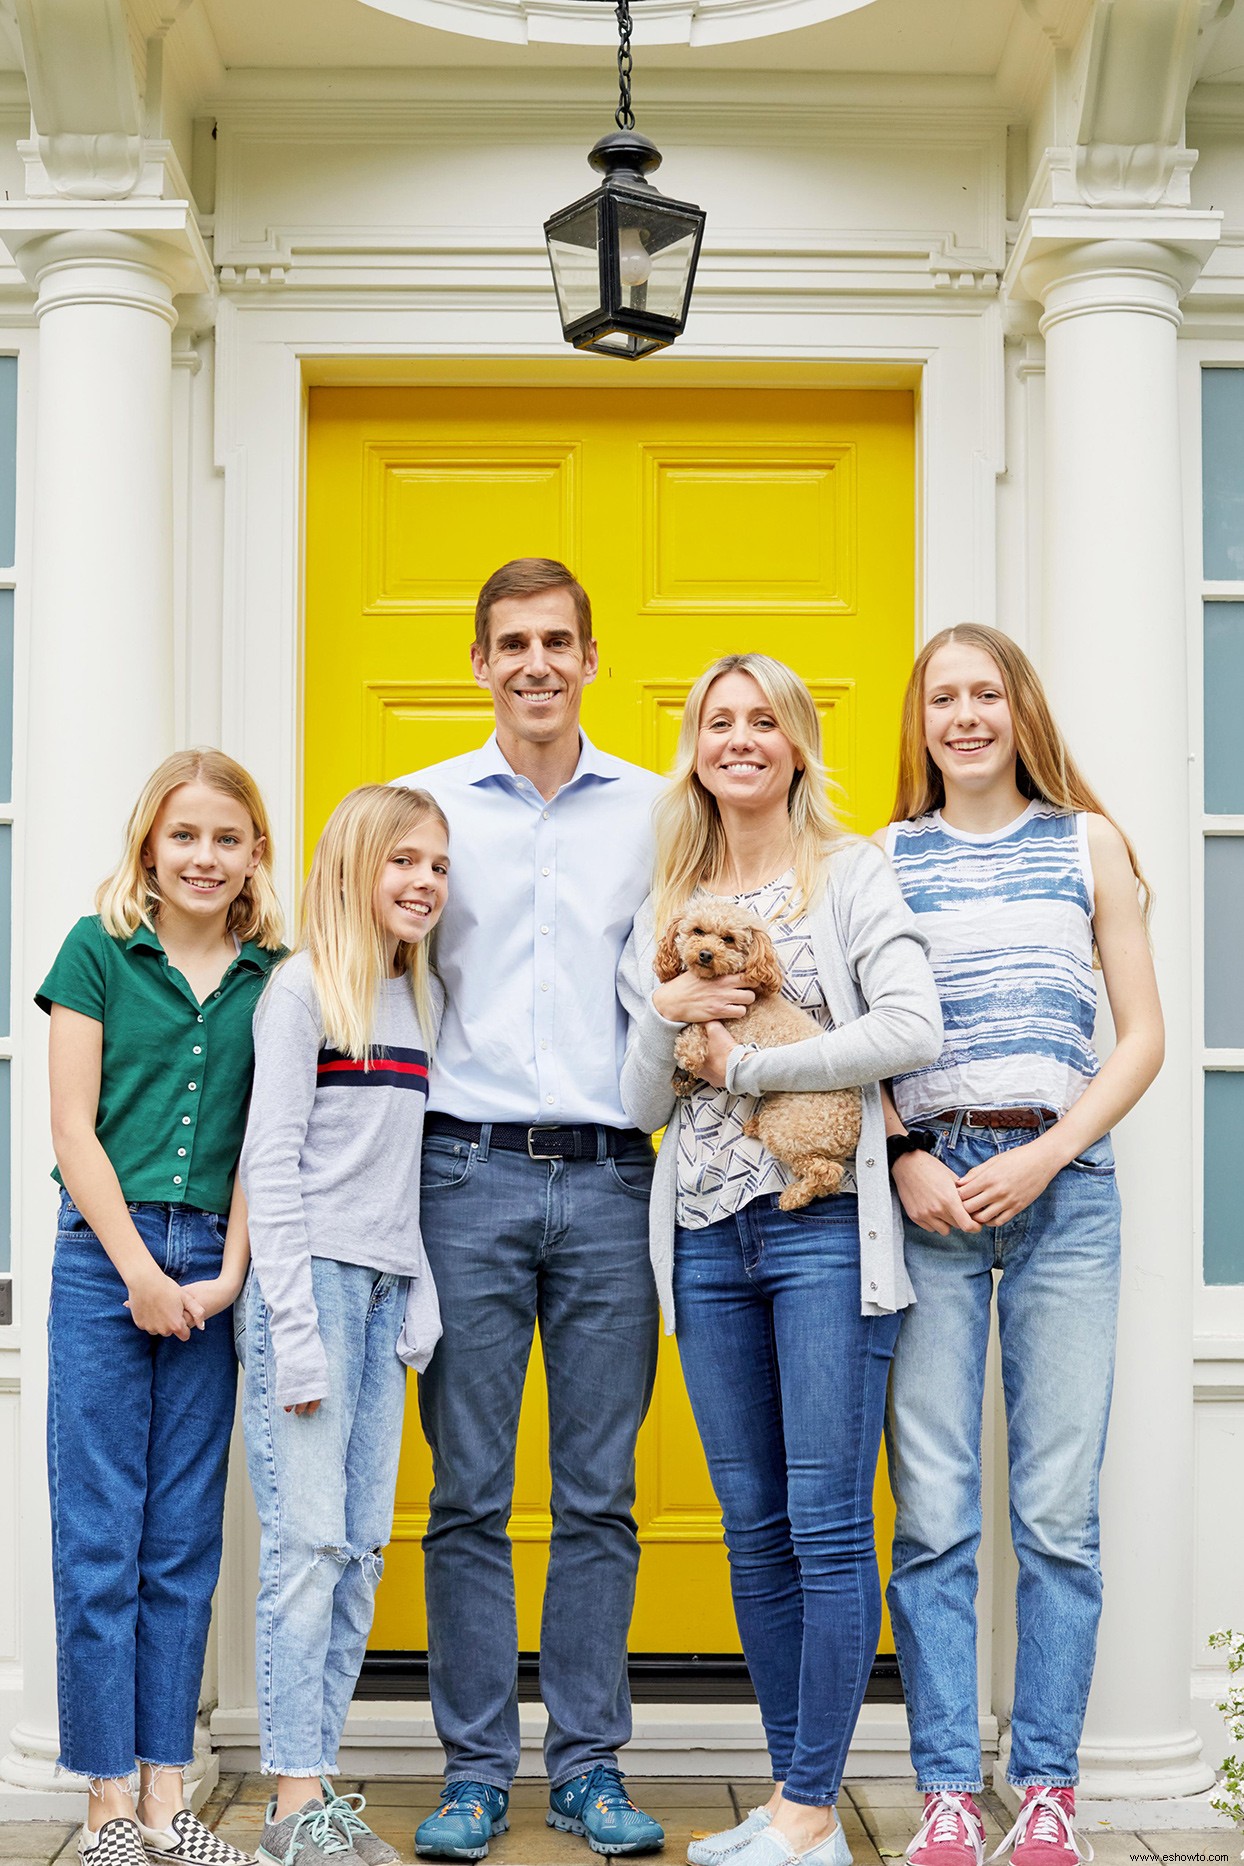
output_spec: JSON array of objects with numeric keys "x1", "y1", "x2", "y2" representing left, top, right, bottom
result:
[{"x1": 398, "y1": 733, "x2": 663, "y2": 1127}]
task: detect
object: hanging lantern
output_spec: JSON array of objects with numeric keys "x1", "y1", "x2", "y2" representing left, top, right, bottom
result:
[{"x1": 543, "y1": 0, "x2": 706, "y2": 358}]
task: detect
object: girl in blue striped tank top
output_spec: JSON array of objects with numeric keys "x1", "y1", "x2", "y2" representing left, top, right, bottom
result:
[{"x1": 877, "y1": 626, "x2": 1163, "y2": 1866}]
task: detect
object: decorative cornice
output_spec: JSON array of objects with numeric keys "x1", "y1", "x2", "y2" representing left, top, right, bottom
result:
[
  {"x1": 1004, "y1": 205, "x2": 1221, "y2": 309},
  {"x1": 0, "y1": 199, "x2": 213, "y2": 299}
]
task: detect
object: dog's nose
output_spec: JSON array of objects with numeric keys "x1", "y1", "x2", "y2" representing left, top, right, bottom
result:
[{"x1": 697, "y1": 950, "x2": 713, "y2": 966}]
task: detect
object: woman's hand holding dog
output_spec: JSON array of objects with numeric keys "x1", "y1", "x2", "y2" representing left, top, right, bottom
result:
[
  {"x1": 652, "y1": 974, "x2": 755, "y2": 1025},
  {"x1": 693, "y1": 1020, "x2": 739, "y2": 1089}
]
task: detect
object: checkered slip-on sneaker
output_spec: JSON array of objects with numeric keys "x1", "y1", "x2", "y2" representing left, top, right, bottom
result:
[
  {"x1": 79, "y1": 1819, "x2": 150, "y2": 1866},
  {"x1": 140, "y1": 1809, "x2": 256, "y2": 1866}
]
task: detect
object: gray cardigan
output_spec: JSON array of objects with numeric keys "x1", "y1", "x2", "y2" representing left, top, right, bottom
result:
[{"x1": 617, "y1": 837, "x2": 943, "y2": 1333}]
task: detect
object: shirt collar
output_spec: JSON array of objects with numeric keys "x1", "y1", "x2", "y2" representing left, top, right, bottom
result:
[
  {"x1": 123, "y1": 921, "x2": 164, "y2": 954},
  {"x1": 467, "y1": 731, "x2": 621, "y2": 790},
  {"x1": 124, "y1": 919, "x2": 281, "y2": 974}
]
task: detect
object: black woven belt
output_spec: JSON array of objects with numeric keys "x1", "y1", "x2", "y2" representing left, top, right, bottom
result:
[{"x1": 425, "y1": 1113, "x2": 647, "y2": 1160}]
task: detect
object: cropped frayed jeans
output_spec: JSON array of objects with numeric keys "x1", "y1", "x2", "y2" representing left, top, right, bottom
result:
[
  {"x1": 885, "y1": 1116, "x2": 1121, "y2": 1792},
  {"x1": 239, "y1": 1258, "x2": 408, "y2": 1777},
  {"x1": 674, "y1": 1192, "x2": 900, "y2": 1809},
  {"x1": 47, "y1": 1193, "x2": 237, "y2": 1781}
]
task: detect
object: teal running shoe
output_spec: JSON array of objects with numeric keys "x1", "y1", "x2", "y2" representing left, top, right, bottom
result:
[
  {"x1": 547, "y1": 1766, "x2": 665, "y2": 1856},
  {"x1": 415, "y1": 1783, "x2": 510, "y2": 1861}
]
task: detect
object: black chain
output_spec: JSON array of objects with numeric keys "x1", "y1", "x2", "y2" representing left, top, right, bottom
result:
[{"x1": 615, "y1": 0, "x2": 635, "y2": 129}]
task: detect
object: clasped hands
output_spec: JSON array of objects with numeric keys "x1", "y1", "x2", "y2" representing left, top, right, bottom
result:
[
  {"x1": 891, "y1": 1135, "x2": 1062, "y2": 1234},
  {"x1": 124, "y1": 1264, "x2": 235, "y2": 1341},
  {"x1": 651, "y1": 973, "x2": 755, "y2": 1090}
]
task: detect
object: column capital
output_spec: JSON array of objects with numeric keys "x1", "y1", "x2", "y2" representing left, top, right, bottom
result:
[
  {"x1": 1004, "y1": 207, "x2": 1221, "y2": 326},
  {"x1": 0, "y1": 202, "x2": 213, "y2": 319}
]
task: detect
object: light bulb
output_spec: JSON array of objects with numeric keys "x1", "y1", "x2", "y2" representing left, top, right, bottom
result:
[{"x1": 618, "y1": 226, "x2": 652, "y2": 288}]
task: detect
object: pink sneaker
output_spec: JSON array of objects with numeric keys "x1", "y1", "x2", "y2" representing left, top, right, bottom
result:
[
  {"x1": 994, "y1": 1788, "x2": 1092, "y2": 1866},
  {"x1": 907, "y1": 1792, "x2": 986, "y2": 1866}
]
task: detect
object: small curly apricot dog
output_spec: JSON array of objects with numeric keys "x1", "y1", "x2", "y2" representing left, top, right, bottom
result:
[{"x1": 655, "y1": 900, "x2": 862, "y2": 1210}]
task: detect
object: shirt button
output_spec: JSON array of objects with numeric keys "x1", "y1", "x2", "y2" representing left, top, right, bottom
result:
[
  {"x1": 865, "y1": 1158, "x2": 874, "y2": 1168},
  {"x1": 188, "y1": 1082, "x2": 197, "y2": 1091},
  {"x1": 193, "y1": 1045, "x2": 202, "y2": 1056},
  {"x1": 540, "y1": 982, "x2": 549, "y2": 992},
  {"x1": 868, "y1": 1230, "x2": 877, "y2": 1240},
  {"x1": 177, "y1": 1148, "x2": 187, "y2": 1157},
  {"x1": 196, "y1": 1014, "x2": 204, "y2": 1023},
  {"x1": 173, "y1": 1175, "x2": 183, "y2": 1186},
  {"x1": 182, "y1": 1116, "x2": 192, "y2": 1126},
  {"x1": 540, "y1": 925, "x2": 549, "y2": 935},
  {"x1": 542, "y1": 810, "x2": 550, "y2": 820},
  {"x1": 546, "y1": 1094, "x2": 554, "y2": 1105},
  {"x1": 870, "y1": 1281, "x2": 878, "y2": 1291},
  {"x1": 540, "y1": 1040, "x2": 550, "y2": 1052},
  {"x1": 541, "y1": 867, "x2": 550, "y2": 877}
]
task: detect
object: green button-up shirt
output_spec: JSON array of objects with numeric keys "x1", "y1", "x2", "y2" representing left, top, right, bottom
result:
[{"x1": 37, "y1": 915, "x2": 283, "y2": 1213}]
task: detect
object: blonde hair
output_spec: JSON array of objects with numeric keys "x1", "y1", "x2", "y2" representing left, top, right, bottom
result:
[
  {"x1": 97, "y1": 747, "x2": 284, "y2": 949},
  {"x1": 297, "y1": 785, "x2": 448, "y2": 1062},
  {"x1": 653, "y1": 653, "x2": 848, "y2": 929},
  {"x1": 892, "y1": 623, "x2": 1151, "y2": 920}
]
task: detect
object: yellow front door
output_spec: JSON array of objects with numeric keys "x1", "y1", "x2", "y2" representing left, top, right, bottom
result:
[{"x1": 304, "y1": 377, "x2": 915, "y2": 1657}]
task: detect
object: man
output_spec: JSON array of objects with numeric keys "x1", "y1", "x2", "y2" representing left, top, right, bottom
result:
[{"x1": 398, "y1": 559, "x2": 665, "y2": 1862}]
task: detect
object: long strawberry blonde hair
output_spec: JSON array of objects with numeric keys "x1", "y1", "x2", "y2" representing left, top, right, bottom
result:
[
  {"x1": 892, "y1": 624, "x2": 1150, "y2": 919},
  {"x1": 296, "y1": 784, "x2": 448, "y2": 1062},
  {"x1": 97, "y1": 747, "x2": 284, "y2": 949},
  {"x1": 653, "y1": 653, "x2": 849, "y2": 929}
]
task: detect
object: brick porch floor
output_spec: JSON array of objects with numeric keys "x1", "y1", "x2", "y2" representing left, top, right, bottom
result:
[{"x1": 0, "y1": 1778, "x2": 1236, "y2": 1866}]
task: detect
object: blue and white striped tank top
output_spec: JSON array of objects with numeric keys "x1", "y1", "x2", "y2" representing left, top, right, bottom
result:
[{"x1": 885, "y1": 800, "x2": 1100, "y2": 1124}]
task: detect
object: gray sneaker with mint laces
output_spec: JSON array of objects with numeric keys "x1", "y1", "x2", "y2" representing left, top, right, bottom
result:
[
  {"x1": 320, "y1": 1780, "x2": 399, "y2": 1866},
  {"x1": 258, "y1": 1797, "x2": 358, "y2": 1866}
]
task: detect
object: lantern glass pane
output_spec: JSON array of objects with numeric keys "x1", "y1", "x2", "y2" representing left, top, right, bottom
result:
[
  {"x1": 546, "y1": 201, "x2": 603, "y2": 330},
  {"x1": 613, "y1": 197, "x2": 700, "y2": 322}
]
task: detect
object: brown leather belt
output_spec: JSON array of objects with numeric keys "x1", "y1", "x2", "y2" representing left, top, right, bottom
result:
[{"x1": 932, "y1": 1107, "x2": 1056, "y2": 1131}]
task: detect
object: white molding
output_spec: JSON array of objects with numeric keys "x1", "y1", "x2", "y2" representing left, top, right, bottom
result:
[
  {"x1": 207, "y1": 291, "x2": 1003, "y2": 1738},
  {"x1": 210, "y1": 106, "x2": 1007, "y2": 294},
  {"x1": 355, "y1": 0, "x2": 880, "y2": 51},
  {"x1": 208, "y1": 67, "x2": 1014, "y2": 113},
  {"x1": 1193, "y1": 1339, "x2": 1244, "y2": 1400},
  {"x1": 210, "y1": 1699, "x2": 994, "y2": 1780}
]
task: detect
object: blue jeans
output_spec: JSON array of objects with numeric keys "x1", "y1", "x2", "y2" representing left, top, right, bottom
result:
[
  {"x1": 417, "y1": 1130, "x2": 659, "y2": 1790},
  {"x1": 46, "y1": 1193, "x2": 237, "y2": 1780},
  {"x1": 674, "y1": 1193, "x2": 900, "y2": 1808},
  {"x1": 239, "y1": 1258, "x2": 408, "y2": 1776},
  {"x1": 885, "y1": 1117, "x2": 1121, "y2": 1792}
]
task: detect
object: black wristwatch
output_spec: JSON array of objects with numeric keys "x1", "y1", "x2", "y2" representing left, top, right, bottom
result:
[{"x1": 887, "y1": 1128, "x2": 938, "y2": 1171}]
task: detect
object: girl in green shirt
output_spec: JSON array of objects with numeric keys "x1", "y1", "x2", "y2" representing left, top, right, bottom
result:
[{"x1": 37, "y1": 748, "x2": 284, "y2": 1866}]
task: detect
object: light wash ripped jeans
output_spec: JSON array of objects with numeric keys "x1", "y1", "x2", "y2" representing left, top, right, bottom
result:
[
  {"x1": 239, "y1": 1258, "x2": 408, "y2": 1776},
  {"x1": 885, "y1": 1113, "x2": 1121, "y2": 1793}
]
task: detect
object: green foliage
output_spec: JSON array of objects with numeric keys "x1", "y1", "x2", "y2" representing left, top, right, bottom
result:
[{"x1": 1209, "y1": 1630, "x2": 1244, "y2": 1828}]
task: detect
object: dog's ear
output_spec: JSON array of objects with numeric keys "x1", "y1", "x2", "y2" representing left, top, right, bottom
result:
[
  {"x1": 741, "y1": 923, "x2": 783, "y2": 997},
  {"x1": 654, "y1": 918, "x2": 685, "y2": 982}
]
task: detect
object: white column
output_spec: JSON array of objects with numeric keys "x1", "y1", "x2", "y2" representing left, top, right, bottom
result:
[
  {"x1": 1012, "y1": 231, "x2": 1214, "y2": 1807},
  {"x1": 0, "y1": 224, "x2": 211, "y2": 1816}
]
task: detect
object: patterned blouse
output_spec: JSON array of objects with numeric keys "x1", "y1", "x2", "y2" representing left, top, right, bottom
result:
[{"x1": 675, "y1": 871, "x2": 855, "y2": 1230}]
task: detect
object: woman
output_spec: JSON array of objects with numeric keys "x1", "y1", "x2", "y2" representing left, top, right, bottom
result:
[
  {"x1": 879, "y1": 626, "x2": 1163, "y2": 1866},
  {"x1": 619, "y1": 654, "x2": 942, "y2": 1866}
]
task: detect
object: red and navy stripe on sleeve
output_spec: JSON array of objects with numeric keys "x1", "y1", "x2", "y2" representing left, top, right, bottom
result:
[{"x1": 316, "y1": 1045, "x2": 430, "y2": 1093}]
